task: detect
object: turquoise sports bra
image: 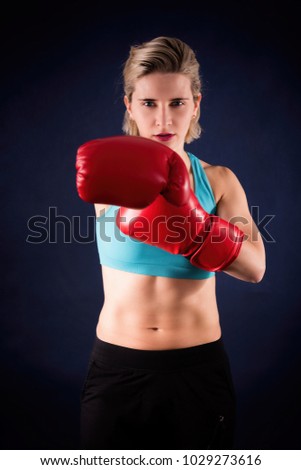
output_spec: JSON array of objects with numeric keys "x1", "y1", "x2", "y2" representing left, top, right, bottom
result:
[{"x1": 96, "y1": 152, "x2": 216, "y2": 279}]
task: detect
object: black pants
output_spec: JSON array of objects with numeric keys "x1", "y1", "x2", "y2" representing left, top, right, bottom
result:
[{"x1": 80, "y1": 337, "x2": 236, "y2": 450}]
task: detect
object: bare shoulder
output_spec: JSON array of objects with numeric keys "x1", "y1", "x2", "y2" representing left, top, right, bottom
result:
[{"x1": 199, "y1": 159, "x2": 239, "y2": 204}]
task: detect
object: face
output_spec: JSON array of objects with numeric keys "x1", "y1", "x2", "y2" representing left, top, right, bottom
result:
[{"x1": 124, "y1": 73, "x2": 201, "y2": 156}]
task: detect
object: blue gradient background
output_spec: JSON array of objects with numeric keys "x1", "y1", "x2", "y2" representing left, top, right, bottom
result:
[{"x1": 1, "y1": 1, "x2": 301, "y2": 449}]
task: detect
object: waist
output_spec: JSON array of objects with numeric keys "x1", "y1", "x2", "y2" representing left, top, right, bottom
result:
[
  {"x1": 90, "y1": 335, "x2": 226, "y2": 370},
  {"x1": 97, "y1": 306, "x2": 221, "y2": 350}
]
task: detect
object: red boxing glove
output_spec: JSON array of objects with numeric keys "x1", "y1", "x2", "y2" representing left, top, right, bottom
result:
[
  {"x1": 117, "y1": 188, "x2": 244, "y2": 272},
  {"x1": 75, "y1": 136, "x2": 190, "y2": 209}
]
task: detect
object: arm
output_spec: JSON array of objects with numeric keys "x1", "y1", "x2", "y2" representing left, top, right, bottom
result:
[{"x1": 215, "y1": 167, "x2": 266, "y2": 283}]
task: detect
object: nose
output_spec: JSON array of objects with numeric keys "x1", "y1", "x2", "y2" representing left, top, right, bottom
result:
[{"x1": 155, "y1": 105, "x2": 172, "y2": 128}]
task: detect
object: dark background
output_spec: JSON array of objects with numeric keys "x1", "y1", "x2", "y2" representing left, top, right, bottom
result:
[{"x1": 1, "y1": 0, "x2": 301, "y2": 449}]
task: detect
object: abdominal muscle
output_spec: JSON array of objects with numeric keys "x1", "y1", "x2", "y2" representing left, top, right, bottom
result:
[{"x1": 96, "y1": 265, "x2": 221, "y2": 350}]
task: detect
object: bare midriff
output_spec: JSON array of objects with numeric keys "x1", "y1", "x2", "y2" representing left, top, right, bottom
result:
[{"x1": 96, "y1": 265, "x2": 221, "y2": 350}]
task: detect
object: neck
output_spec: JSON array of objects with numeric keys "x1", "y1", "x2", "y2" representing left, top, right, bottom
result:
[{"x1": 179, "y1": 149, "x2": 191, "y2": 172}]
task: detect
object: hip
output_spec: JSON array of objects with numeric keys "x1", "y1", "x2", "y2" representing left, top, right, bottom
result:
[
  {"x1": 81, "y1": 336, "x2": 236, "y2": 449},
  {"x1": 82, "y1": 335, "x2": 236, "y2": 409}
]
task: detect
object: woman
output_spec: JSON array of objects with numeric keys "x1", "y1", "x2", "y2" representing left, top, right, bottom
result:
[{"x1": 76, "y1": 36, "x2": 265, "y2": 450}]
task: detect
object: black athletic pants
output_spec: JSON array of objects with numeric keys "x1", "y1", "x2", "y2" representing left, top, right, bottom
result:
[{"x1": 80, "y1": 337, "x2": 236, "y2": 450}]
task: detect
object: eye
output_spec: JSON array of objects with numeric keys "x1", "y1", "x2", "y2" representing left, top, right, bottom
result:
[
  {"x1": 142, "y1": 100, "x2": 156, "y2": 107},
  {"x1": 170, "y1": 100, "x2": 185, "y2": 107}
]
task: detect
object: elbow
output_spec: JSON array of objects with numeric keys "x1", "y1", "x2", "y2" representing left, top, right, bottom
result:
[
  {"x1": 244, "y1": 245, "x2": 266, "y2": 283},
  {"x1": 250, "y1": 264, "x2": 266, "y2": 283}
]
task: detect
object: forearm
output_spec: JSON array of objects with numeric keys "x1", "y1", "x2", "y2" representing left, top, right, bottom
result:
[{"x1": 222, "y1": 237, "x2": 266, "y2": 283}]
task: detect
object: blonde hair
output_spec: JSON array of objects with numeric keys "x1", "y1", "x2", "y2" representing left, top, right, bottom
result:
[{"x1": 122, "y1": 36, "x2": 202, "y2": 143}]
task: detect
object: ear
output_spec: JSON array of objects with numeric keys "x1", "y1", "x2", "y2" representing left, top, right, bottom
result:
[
  {"x1": 124, "y1": 95, "x2": 132, "y2": 117},
  {"x1": 194, "y1": 93, "x2": 202, "y2": 114}
]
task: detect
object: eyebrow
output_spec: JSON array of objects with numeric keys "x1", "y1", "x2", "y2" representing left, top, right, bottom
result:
[{"x1": 138, "y1": 98, "x2": 190, "y2": 101}]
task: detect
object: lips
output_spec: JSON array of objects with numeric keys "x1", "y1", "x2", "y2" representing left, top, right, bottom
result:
[{"x1": 154, "y1": 133, "x2": 174, "y2": 142}]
